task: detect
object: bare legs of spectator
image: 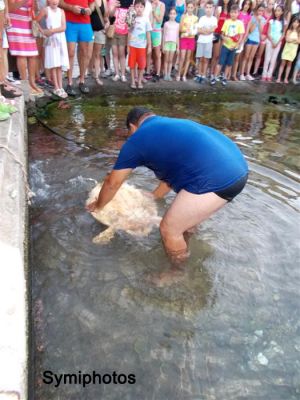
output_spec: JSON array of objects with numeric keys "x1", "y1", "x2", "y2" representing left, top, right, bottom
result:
[
  {"x1": 239, "y1": 44, "x2": 259, "y2": 79},
  {"x1": 232, "y1": 52, "x2": 242, "y2": 80},
  {"x1": 17, "y1": 56, "x2": 42, "y2": 92},
  {"x1": 277, "y1": 60, "x2": 292, "y2": 84},
  {"x1": 210, "y1": 39, "x2": 221, "y2": 78},
  {"x1": 182, "y1": 50, "x2": 192, "y2": 80},
  {"x1": 253, "y1": 42, "x2": 266, "y2": 75},
  {"x1": 152, "y1": 45, "x2": 161, "y2": 76},
  {"x1": 91, "y1": 42, "x2": 104, "y2": 85},
  {"x1": 78, "y1": 41, "x2": 91, "y2": 84},
  {"x1": 67, "y1": 42, "x2": 76, "y2": 86},
  {"x1": 176, "y1": 49, "x2": 186, "y2": 80}
]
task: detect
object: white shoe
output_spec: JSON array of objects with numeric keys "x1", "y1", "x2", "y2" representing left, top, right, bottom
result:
[
  {"x1": 246, "y1": 74, "x2": 254, "y2": 81},
  {"x1": 104, "y1": 69, "x2": 112, "y2": 77},
  {"x1": 240, "y1": 74, "x2": 246, "y2": 81},
  {"x1": 59, "y1": 88, "x2": 68, "y2": 98},
  {"x1": 121, "y1": 75, "x2": 127, "y2": 82},
  {"x1": 112, "y1": 74, "x2": 120, "y2": 82}
]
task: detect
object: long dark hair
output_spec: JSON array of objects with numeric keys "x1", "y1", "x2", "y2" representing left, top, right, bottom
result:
[
  {"x1": 241, "y1": 0, "x2": 252, "y2": 14},
  {"x1": 287, "y1": 15, "x2": 300, "y2": 32},
  {"x1": 272, "y1": 5, "x2": 284, "y2": 32},
  {"x1": 218, "y1": 0, "x2": 233, "y2": 13}
]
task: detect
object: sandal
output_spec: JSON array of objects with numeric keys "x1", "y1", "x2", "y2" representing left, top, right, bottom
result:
[
  {"x1": 130, "y1": 83, "x2": 137, "y2": 89},
  {"x1": 0, "y1": 83, "x2": 22, "y2": 98},
  {"x1": 0, "y1": 111, "x2": 10, "y2": 121},
  {"x1": 0, "y1": 102, "x2": 17, "y2": 114},
  {"x1": 137, "y1": 84, "x2": 143, "y2": 89}
]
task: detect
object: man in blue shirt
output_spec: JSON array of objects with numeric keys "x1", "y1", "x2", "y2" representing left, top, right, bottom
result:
[{"x1": 87, "y1": 107, "x2": 248, "y2": 264}]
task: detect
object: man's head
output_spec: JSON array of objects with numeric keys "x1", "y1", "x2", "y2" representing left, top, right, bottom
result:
[{"x1": 126, "y1": 107, "x2": 154, "y2": 134}]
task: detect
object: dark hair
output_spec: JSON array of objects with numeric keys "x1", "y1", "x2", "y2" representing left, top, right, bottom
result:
[
  {"x1": 230, "y1": 4, "x2": 239, "y2": 11},
  {"x1": 272, "y1": 5, "x2": 284, "y2": 30},
  {"x1": 287, "y1": 15, "x2": 300, "y2": 31},
  {"x1": 126, "y1": 107, "x2": 153, "y2": 128},
  {"x1": 241, "y1": 0, "x2": 251, "y2": 13},
  {"x1": 218, "y1": 0, "x2": 233, "y2": 13},
  {"x1": 169, "y1": 7, "x2": 177, "y2": 13},
  {"x1": 206, "y1": 0, "x2": 214, "y2": 5},
  {"x1": 134, "y1": 0, "x2": 145, "y2": 6}
]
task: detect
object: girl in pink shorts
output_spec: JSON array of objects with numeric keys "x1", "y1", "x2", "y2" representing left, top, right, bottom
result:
[{"x1": 176, "y1": 1, "x2": 198, "y2": 81}]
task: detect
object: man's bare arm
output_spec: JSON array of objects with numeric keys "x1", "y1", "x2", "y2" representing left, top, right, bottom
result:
[
  {"x1": 86, "y1": 168, "x2": 132, "y2": 212},
  {"x1": 152, "y1": 181, "x2": 171, "y2": 199}
]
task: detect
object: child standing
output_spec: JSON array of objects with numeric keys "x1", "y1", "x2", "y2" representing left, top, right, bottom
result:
[
  {"x1": 176, "y1": 1, "x2": 198, "y2": 81},
  {"x1": 195, "y1": 0, "x2": 217, "y2": 83},
  {"x1": 162, "y1": 8, "x2": 179, "y2": 80},
  {"x1": 37, "y1": 0, "x2": 69, "y2": 98},
  {"x1": 213, "y1": 4, "x2": 245, "y2": 85},
  {"x1": 261, "y1": 5, "x2": 285, "y2": 81},
  {"x1": 277, "y1": 17, "x2": 300, "y2": 83},
  {"x1": 128, "y1": 0, "x2": 152, "y2": 89},
  {"x1": 239, "y1": 4, "x2": 266, "y2": 81}
]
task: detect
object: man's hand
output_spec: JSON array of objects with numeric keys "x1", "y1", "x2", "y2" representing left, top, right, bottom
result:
[
  {"x1": 86, "y1": 200, "x2": 100, "y2": 213},
  {"x1": 85, "y1": 7, "x2": 92, "y2": 15}
]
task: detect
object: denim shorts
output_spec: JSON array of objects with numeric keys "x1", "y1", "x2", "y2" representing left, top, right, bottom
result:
[
  {"x1": 66, "y1": 22, "x2": 94, "y2": 43},
  {"x1": 219, "y1": 45, "x2": 236, "y2": 67},
  {"x1": 245, "y1": 38, "x2": 259, "y2": 46}
]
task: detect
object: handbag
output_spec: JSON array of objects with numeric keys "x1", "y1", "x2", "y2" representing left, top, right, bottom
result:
[
  {"x1": 31, "y1": 9, "x2": 39, "y2": 38},
  {"x1": 125, "y1": 8, "x2": 136, "y2": 29},
  {"x1": 106, "y1": 23, "x2": 115, "y2": 39}
]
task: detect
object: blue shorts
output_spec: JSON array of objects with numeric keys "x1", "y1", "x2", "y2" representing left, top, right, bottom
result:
[
  {"x1": 66, "y1": 22, "x2": 94, "y2": 43},
  {"x1": 245, "y1": 38, "x2": 259, "y2": 46},
  {"x1": 219, "y1": 45, "x2": 236, "y2": 67}
]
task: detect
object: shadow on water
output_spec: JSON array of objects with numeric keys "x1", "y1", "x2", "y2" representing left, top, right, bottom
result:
[{"x1": 30, "y1": 91, "x2": 300, "y2": 400}]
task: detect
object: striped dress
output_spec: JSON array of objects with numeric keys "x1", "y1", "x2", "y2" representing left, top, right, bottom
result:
[{"x1": 7, "y1": 0, "x2": 38, "y2": 57}]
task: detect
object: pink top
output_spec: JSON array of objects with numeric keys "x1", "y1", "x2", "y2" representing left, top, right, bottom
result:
[
  {"x1": 114, "y1": 7, "x2": 128, "y2": 35},
  {"x1": 238, "y1": 11, "x2": 251, "y2": 31},
  {"x1": 163, "y1": 20, "x2": 179, "y2": 42}
]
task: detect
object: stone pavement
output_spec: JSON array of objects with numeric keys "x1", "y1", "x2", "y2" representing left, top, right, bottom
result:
[{"x1": 0, "y1": 96, "x2": 27, "y2": 400}]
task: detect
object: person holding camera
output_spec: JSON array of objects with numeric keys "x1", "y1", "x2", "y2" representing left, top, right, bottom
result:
[{"x1": 59, "y1": 0, "x2": 94, "y2": 95}]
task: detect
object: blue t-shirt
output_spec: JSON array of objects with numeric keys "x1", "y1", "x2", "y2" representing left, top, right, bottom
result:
[
  {"x1": 114, "y1": 116, "x2": 248, "y2": 194},
  {"x1": 248, "y1": 15, "x2": 266, "y2": 43}
]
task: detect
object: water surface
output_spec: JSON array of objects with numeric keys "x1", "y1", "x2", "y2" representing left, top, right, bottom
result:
[{"x1": 30, "y1": 91, "x2": 300, "y2": 399}]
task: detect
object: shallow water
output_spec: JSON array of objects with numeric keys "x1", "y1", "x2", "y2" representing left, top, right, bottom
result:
[{"x1": 30, "y1": 91, "x2": 300, "y2": 399}]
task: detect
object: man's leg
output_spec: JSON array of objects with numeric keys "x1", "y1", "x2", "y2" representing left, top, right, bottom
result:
[
  {"x1": 160, "y1": 190, "x2": 227, "y2": 264},
  {"x1": 78, "y1": 41, "x2": 90, "y2": 84}
]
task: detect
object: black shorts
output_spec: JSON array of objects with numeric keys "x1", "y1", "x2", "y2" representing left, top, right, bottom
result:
[{"x1": 215, "y1": 174, "x2": 248, "y2": 202}]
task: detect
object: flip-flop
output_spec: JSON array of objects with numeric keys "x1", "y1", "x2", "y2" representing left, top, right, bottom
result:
[
  {"x1": 0, "y1": 102, "x2": 17, "y2": 114},
  {"x1": 0, "y1": 111, "x2": 10, "y2": 121},
  {"x1": 79, "y1": 82, "x2": 90, "y2": 94},
  {"x1": 0, "y1": 84, "x2": 22, "y2": 98}
]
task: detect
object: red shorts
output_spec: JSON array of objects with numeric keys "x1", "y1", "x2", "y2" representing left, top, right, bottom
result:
[
  {"x1": 128, "y1": 46, "x2": 146, "y2": 70},
  {"x1": 180, "y1": 37, "x2": 196, "y2": 51}
]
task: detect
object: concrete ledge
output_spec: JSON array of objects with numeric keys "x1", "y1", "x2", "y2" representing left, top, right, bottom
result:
[{"x1": 0, "y1": 97, "x2": 27, "y2": 400}]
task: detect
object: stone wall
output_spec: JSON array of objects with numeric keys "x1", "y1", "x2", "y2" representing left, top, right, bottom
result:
[{"x1": 0, "y1": 97, "x2": 28, "y2": 400}]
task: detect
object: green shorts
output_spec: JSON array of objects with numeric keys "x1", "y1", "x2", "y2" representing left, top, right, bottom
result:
[
  {"x1": 163, "y1": 41, "x2": 177, "y2": 52},
  {"x1": 151, "y1": 30, "x2": 162, "y2": 48}
]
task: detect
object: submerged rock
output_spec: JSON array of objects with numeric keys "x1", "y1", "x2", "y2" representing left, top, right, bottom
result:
[{"x1": 256, "y1": 352, "x2": 269, "y2": 366}]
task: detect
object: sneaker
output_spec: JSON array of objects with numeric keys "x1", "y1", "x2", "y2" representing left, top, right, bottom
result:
[
  {"x1": 246, "y1": 74, "x2": 254, "y2": 81},
  {"x1": 66, "y1": 84, "x2": 76, "y2": 96},
  {"x1": 216, "y1": 75, "x2": 223, "y2": 82},
  {"x1": 194, "y1": 75, "x2": 201, "y2": 82},
  {"x1": 59, "y1": 88, "x2": 68, "y2": 99},
  {"x1": 152, "y1": 74, "x2": 160, "y2": 82},
  {"x1": 79, "y1": 82, "x2": 89, "y2": 94},
  {"x1": 210, "y1": 77, "x2": 216, "y2": 85},
  {"x1": 112, "y1": 74, "x2": 120, "y2": 82},
  {"x1": 239, "y1": 74, "x2": 246, "y2": 81},
  {"x1": 121, "y1": 75, "x2": 127, "y2": 83},
  {"x1": 144, "y1": 73, "x2": 152, "y2": 81},
  {"x1": 221, "y1": 78, "x2": 227, "y2": 86},
  {"x1": 103, "y1": 69, "x2": 112, "y2": 77}
]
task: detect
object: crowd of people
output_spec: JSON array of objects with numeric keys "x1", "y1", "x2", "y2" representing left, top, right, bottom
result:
[{"x1": 0, "y1": 0, "x2": 299, "y2": 118}]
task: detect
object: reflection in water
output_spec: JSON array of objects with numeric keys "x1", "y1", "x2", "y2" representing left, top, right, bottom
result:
[{"x1": 30, "y1": 92, "x2": 300, "y2": 400}]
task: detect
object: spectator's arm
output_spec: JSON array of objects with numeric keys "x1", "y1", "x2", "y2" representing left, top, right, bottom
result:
[
  {"x1": 35, "y1": 7, "x2": 47, "y2": 22},
  {"x1": 8, "y1": 0, "x2": 28, "y2": 11}
]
